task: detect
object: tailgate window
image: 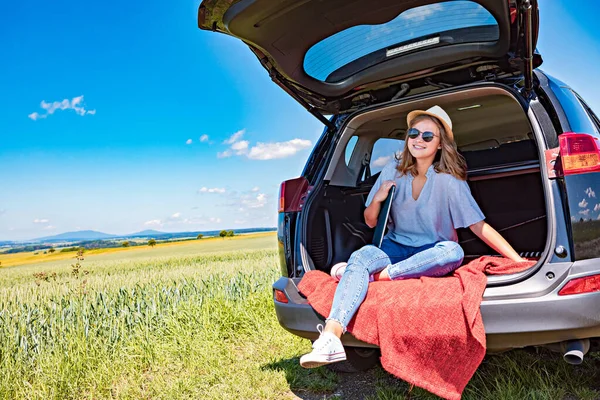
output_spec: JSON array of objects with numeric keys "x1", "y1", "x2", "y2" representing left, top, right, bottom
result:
[{"x1": 304, "y1": 0, "x2": 499, "y2": 82}]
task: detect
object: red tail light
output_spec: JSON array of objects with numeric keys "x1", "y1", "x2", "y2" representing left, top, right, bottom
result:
[
  {"x1": 558, "y1": 133, "x2": 600, "y2": 176},
  {"x1": 558, "y1": 274, "x2": 600, "y2": 296},
  {"x1": 278, "y1": 177, "x2": 309, "y2": 213},
  {"x1": 274, "y1": 289, "x2": 288, "y2": 303}
]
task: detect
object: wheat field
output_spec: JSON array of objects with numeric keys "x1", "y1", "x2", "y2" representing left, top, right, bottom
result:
[{"x1": 0, "y1": 232, "x2": 598, "y2": 399}]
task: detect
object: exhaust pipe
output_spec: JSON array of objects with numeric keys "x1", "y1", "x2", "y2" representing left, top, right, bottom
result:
[{"x1": 561, "y1": 339, "x2": 590, "y2": 365}]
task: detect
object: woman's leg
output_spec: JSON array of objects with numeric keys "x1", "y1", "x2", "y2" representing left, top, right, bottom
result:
[
  {"x1": 385, "y1": 241, "x2": 464, "y2": 280},
  {"x1": 326, "y1": 242, "x2": 409, "y2": 332}
]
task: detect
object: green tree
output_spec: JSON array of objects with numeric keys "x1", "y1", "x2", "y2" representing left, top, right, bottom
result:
[
  {"x1": 227, "y1": 230, "x2": 234, "y2": 237},
  {"x1": 219, "y1": 230, "x2": 227, "y2": 239},
  {"x1": 48, "y1": 247, "x2": 56, "y2": 253},
  {"x1": 196, "y1": 234, "x2": 204, "y2": 240},
  {"x1": 148, "y1": 239, "x2": 156, "y2": 247},
  {"x1": 122, "y1": 241, "x2": 130, "y2": 247}
]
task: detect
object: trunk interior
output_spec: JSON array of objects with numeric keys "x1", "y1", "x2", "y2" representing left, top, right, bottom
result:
[{"x1": 301, "y1": 86, "x2": 548, "y2": 282}]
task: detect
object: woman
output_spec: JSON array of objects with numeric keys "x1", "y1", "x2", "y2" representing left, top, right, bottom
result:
[{"x1": 300, "y1": 105, "x2": 526, "y2": 368}]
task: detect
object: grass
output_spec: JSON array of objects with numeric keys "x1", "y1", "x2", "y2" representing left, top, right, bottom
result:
[{"x1": 0, "y1": 232, "x2": 598, "y2": 399}]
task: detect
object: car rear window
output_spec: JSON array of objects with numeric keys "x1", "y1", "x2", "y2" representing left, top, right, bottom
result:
[{"x1": 304, "y1": 0, "x2": 499, "y2": 82}]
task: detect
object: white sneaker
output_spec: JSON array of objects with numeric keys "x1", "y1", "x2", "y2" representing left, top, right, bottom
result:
[
  {"x1": 330, "y1": 262, "x2": 374, "y2": 282},
  {"x1": 330, "y1": 262, "x2": 348, "y2": 281},
  {"x1": 300, "y1": 325, "x2": 346, "y2": 368}
]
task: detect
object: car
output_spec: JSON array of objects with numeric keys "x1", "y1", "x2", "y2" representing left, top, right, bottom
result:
[{"x1": 198, "y1": 0, "x2": 600, "y2": 372}]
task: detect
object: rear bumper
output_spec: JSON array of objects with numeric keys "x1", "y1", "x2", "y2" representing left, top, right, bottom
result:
[{"x1": 273, "y1": 261, "x2": 600, "y2": 350}]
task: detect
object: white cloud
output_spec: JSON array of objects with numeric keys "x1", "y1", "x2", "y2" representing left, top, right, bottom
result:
[
  {"x1": 223, "y1": 129, "x2": 245, "y2": 145},
  {"x1": 186, "y1": 139, "x2": 193, "y2": 145},
  {"x1": 247, "y1": 139, "x2": 312, "y2": 160},
  {"x1": 251, "y1": 186, "x2": 260, "y2": 192},
  {"x1": 373, "y1": 156, "x2": 392, "y2": 168},
  {"x1": 169, "y1": 212, "x2": 183, "y2": 221},
  {"x1": 218, "y1": 127, "x2": 311, "y2": 161},
  {"x1": 594, "y1": 204, "x2": 600, "y2": 212},
  {"x1": 28, "y1": 112, "x2": 46, "y2": 121},
  {"x1": 234, "y1": 219, "x2": 246, "y2": 224},
  {"x1": 241, "y1": 193, "x2": 268, "y2": 209},
  {"x1": 198, "y1": 187, "x2": 226, "y2": 194},
  {"x1": 209, "y1": 217, "x2": 221, "y2": 223},
  {"x1": 144, "y1": 219, "x2": 163, "y2": 227},
  {"x1": 571, "y1": 216, "x2": 577, "y2": 222},
  {"x1": 400, "y1": 3, "x2": 444, "y2": 21},
  {"x1": 200, "y1": 134, "x2": 209, "y2": 142},
  {"x1": 33, "y1": 218, "x2": 49, "y2": 224},
  {"x1": 231, "y1": 140, "x2": 249, "y2": 155},
  {"x1": 579, "y1": 209, "x2": 590, "y2": 216},
  {"x1": 579, "y1": 198, "x2": 588, "y2": 208},
  {"x1": 586, "y1": 187, "x2": 596, "y2": 198},
  {"x1": 43, "y1": 225, "x2": 56, "y2": 230},
  {"x1": 217, "y1": 150, "x2": 232, "y2": 158},
  {"x1": 29, "y1": 95, "x2": 95, "y2": 120}
]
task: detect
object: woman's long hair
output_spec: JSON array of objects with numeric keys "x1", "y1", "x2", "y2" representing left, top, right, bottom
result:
[{"x1": 395, "y1": 114, "x2": 467, "y2": 180}]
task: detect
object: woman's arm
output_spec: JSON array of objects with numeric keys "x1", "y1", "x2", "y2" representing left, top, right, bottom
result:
[{"x1": 469, "y1": 220, "x2": 526, "y2": 262}]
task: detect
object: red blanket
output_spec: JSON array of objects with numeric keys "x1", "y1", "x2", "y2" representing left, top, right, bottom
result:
[{"x1": 298, "y1": 256, "x2": 535, "y2": 400}]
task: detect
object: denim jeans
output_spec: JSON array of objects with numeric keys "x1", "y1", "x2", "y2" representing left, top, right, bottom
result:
[{"x1": 326, "y1": 238, "x2": 464, "y2": 331}]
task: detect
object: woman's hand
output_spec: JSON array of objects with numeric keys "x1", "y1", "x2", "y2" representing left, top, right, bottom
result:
[
  {"x1": 372, "y1": 180, "x2": 396, "y2": 204},
  {"x1": 364, "y1": 180, "x2": 396, "y2": 228}
]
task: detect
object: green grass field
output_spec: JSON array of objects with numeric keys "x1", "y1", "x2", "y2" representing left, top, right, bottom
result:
[{"x1": 0, "y1": 232, "x2": 598, "y2": 399}]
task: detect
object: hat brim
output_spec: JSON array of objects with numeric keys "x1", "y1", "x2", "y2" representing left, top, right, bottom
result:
[{"x1": 406, "y1": 110, "x2": 454, "y2": 141}]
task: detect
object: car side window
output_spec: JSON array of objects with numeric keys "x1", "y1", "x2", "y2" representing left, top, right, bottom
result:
[
  {"x1": 370, "y1": 138, "x2": 404, "y2": 175},
  {"x1": 344, "y1": 136, "x2": 359, "y2": 166}
]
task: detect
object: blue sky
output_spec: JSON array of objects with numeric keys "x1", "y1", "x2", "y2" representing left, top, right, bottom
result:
[{"x1": 1, "y1": 0, "x2": 599, "y2": 241}]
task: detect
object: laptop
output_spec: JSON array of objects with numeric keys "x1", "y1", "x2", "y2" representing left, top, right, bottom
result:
[{"x1": 372, "y1": 185, "x2": 395, "y2": 248}]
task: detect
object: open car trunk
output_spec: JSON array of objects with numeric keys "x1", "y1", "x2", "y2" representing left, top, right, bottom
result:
[{"x1": 300, "y1": 85, "x2": 549, "y2": 286}]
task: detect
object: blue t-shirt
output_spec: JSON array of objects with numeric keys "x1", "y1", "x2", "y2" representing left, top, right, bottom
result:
[{"x1": 365, "y1": 161, "x2": 485, "y2": 247}]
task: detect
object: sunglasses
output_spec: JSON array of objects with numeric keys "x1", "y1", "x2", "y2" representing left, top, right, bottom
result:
[{"x1": 407, "y1": 127, "x2": 438, "y2": 142}]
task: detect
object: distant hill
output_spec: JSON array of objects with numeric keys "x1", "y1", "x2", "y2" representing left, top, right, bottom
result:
[
  {"x1": 36, "y1": 230, "x2": 116, "y2": 242},
  {"x1": 120, "y1": 227, "x2": 276, "y2": 240},
  {"x1": 23, "y1": 227, "x2": 276, "y2": 244},
  {"x1": 126, "y1": 230, "x2": 166, "y2": 237}
]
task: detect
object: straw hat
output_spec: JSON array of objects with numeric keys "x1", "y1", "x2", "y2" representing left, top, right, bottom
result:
[{"x1": 406, "y1": 105, "x2": 454, "y2": 141}]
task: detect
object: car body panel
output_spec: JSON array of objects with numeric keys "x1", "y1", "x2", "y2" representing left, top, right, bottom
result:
[{"x1": 542, "y1": 74, "x2": 600, "y2": 261}]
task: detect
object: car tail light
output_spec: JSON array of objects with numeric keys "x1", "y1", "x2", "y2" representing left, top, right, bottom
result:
[
  {"x1": 278, "y1": 177, "x2": 309, "y2": 213},
  {"x1": 558, "y1": 274, "x2": 600, "y2": 296},
  {"x1": 274, "y1": 289, "x2": 288, "y2": 303},
  {"x1": 558, "y1": 133, "x2": 600, "y2": 176}
]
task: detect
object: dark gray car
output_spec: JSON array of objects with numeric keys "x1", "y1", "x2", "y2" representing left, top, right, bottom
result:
[{"x1": 198, "y1": 0, "x2": 600, "y2": 371}]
